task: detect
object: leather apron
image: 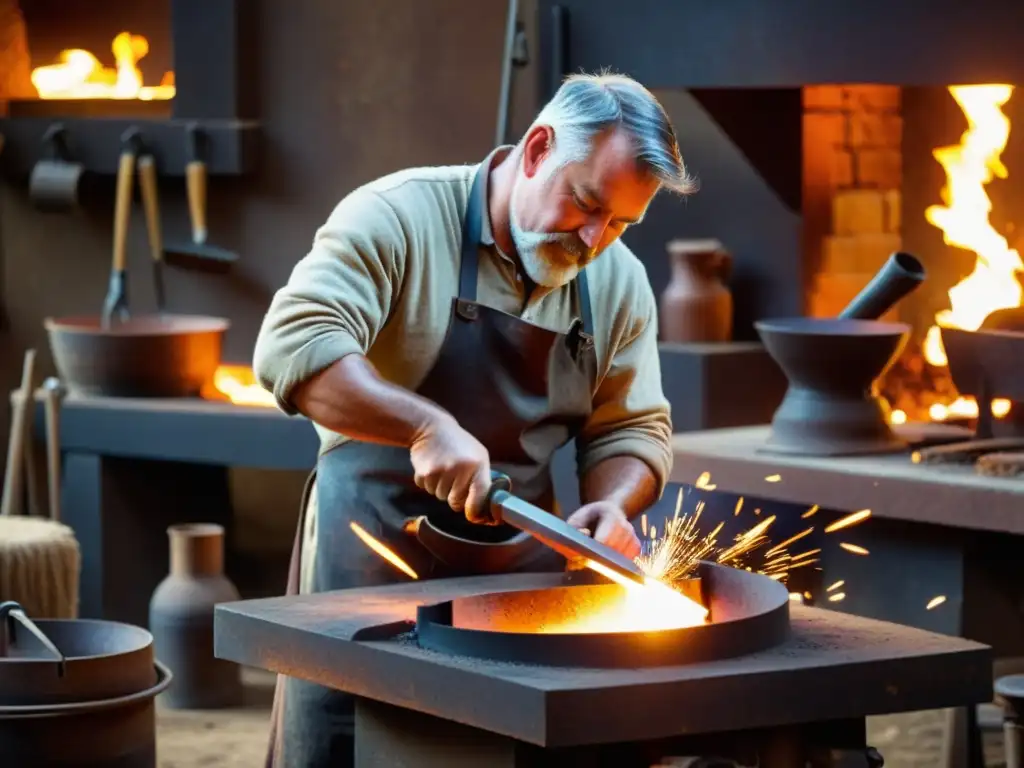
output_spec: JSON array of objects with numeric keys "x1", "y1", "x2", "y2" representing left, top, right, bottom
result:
[{"x1": 266, "y1": 162, "x2": 598, "y2": 768}]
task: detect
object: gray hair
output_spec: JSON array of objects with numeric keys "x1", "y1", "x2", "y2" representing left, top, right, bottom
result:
[{"x1": 530, "y1": 71, "x2": 698, "y2": 196}]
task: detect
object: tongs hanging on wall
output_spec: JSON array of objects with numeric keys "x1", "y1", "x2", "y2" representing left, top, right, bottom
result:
[{"x1": 495, "y1": 0, "x2": 530, "y2": 146}]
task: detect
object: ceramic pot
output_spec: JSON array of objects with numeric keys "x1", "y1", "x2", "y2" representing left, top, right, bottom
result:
[
  {"x1": 660, "y1": 239, "x2": 733, "y2": 342},
  {"x1": 149, "y1": 523, "x2": 242, "y2": 709}
]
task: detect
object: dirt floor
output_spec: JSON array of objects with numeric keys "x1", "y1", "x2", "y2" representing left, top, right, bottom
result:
[{"x1": 155, "y1": 668, "x2": 1008, "y2": 767}]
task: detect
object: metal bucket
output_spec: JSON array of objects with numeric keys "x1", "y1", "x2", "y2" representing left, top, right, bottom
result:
[{"x1": 0, "y1": 605, "x2": 173, "y2": 766}]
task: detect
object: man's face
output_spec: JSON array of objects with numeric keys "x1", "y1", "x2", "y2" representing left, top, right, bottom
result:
[{"x1": 509, "y1": 126, "x2": 659, "y2": 288}]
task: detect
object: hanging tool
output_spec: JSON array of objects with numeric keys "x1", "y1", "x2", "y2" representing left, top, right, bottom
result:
[
  {"x1": 20, "y1": 360, "x2": 40, "y2": 518},
  {"x1": 101, "y1": 129, "x2": 141, "y2": 329},
  {"x1": 137, "y1": 150, "x2": 166, "y2": 313},
  {"x1": 164, "y1": 124, "x2": 238, "y2": 273},
  {"x1": 1, "y1": 349, "x2": 36, "y2": 517},
  {"x1": 41, "y1": 378, "x2": 66, "y2": 522},
  {"x1": 485, "y1": 471, "x2": 646, "y2": 585},
  {"x1": 27, "y1": 124, "x2": 85, "y2": 213},
  {"x1": 495, "y1": 0, "x2": 530, "y2": 146}
]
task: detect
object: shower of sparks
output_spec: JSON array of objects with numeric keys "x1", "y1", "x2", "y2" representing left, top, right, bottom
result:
[
  {"x1": 765, "y1": 527, "x2": 814, "y2": 557},
  {"x1": 839, "y1": 543, "x2": 870, "y2": 556},
  {"x1": 828, "y1": 592, "x2": 846, "y2": 602},
  {"x1": 695, "y1": 471, "x2": 716, "y2": 491},
  {"x1": 789, "y1": 593, "x2": 804, "y2": 603},
  {"x1": 634, "y1": 486, "x2": 875, "y2": 590},
  {"x1": 927, "y1": 595, "x2": 947, "y2": 610},
  {"x1": 349, "y1": 522, "x2": 419, "y2": 580},
  {"x1": 636, "y1": 490, "x2": 721, "y2": 585},
  {"x1": 824, "y1": 509, "x2": 872, "y2": 533},
  {"x1": 764, "y1": 474, "x2": 782, "y2": 483}
]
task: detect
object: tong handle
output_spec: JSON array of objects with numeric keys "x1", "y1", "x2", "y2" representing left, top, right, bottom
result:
[
  {"x1": 0, "y1": 600, "x2": 67, "y2": 675},
  {"x1": 483, "y1": 470, "x2": 513, "y2": 524},
  {"x1": 488, "y1": 470, "x2": 512, "y2": 492}
]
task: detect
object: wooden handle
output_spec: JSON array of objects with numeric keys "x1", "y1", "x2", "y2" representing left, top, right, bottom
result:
[
  {"x1": 21, "y1": 385, "x2": 39, "y2": 518},
  {"x1": 186, "y1": 160, "x2": 207, "y2": 244},
  {"x1": 112, "y1": 151, "x2": 136, "y2": 272},
  {"x1": 43, "y1": 390, "x2": 62, "y2": 522},
  {"x1": 137, "y1": 155, "x2": 162, "y2": 264},
  {"x1": 1, "y1": 350, "x2": 37, "y2": 516}
]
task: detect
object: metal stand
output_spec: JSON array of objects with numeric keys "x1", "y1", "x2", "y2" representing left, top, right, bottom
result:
[{"x1": 354, "y1": 698, "x2": 884, "y2": 768}]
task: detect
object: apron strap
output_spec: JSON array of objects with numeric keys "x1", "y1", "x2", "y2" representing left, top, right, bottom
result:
[
  {"x1": 458, "y1": 165, "x2": 487, "y2": 301},
  {"x1": 458, "y1": 159, "x2": 594, "y2": 340},
  {"x1": 576, "y1": 267, "x2": 594, "y2": 338}
]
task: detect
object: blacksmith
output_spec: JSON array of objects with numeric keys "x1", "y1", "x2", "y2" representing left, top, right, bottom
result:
[{"x1": 253, "y1": 71, "x2": 696, "y2": 767}]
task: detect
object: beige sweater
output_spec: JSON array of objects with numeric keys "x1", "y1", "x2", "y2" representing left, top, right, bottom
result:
[{"x1": 253, "y1": 151, "x2": 674, "y2": 492}]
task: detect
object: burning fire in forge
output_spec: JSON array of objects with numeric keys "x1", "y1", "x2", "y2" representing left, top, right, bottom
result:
[
  {"x1": 347, "y1": 485, "x2": 875, "y2": 635},
  {"x1": 888, "y1": 84, "x2": 1021, "y2": 424},
  {"x1": 29, "y1": 31, "x2": 174, "y2": 101}
]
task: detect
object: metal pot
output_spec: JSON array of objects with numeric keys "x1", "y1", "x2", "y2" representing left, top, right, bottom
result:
[
  {"x1": 45, "y1": 314, "x2": 229, "y2": 398},
  {"x1": 0, "y1": 602, "x2": 172, "y2": 766}
]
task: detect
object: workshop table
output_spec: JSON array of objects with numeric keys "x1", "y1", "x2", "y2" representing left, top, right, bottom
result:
[
  {"x1": 670, "y1": 425, "x2": 1024, "y2": 768},
  {"x1": 215, "y1": 573, "x2": 992, "y2": 768}
]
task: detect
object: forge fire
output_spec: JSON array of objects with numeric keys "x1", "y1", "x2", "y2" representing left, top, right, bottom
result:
[
  {"x1": 884, "y1": 84, "x2": 1022, "y2": 425},
  {"x1": 29, "y1": 31, "x2": 174, "y2": 101}
]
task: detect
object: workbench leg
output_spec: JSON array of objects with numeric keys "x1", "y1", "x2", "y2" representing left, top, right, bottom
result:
[
  {"x1": 354, "y1": 698, "x2": 652, "y2": 768},
  {"x1": 355, "y1": 698, "x2": 534, "y2": 767},
  {"x1": 62, "y1": 452, "x2": 103, "y2": 619},
  {"x1": 61, "y1": 452, "x2": 234, "y2": 628}
]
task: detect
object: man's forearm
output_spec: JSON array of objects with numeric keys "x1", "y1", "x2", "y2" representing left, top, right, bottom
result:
[
  {"x1": 291, "y1": 354, "x2": 447, "y2": 447},
  {"x1": 580, "y1": 455, "x2": 659, "y2": 519}
]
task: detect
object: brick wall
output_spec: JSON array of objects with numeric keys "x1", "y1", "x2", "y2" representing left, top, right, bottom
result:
[{"x1": 803, "y1": 85, "x2": 903, "y2": 319}]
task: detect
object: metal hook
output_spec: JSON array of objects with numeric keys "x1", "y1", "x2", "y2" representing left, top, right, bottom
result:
[{"x1": 40, "y1": 124, "x2": 72, "y2": 162}]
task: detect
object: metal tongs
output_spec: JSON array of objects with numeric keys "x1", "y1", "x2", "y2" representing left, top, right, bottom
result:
[
  {"x1": 485, "y1": 471, "x2": 647, "y2": 585},
  {"x1": 0, "y1": 601, "x2": 67, "y2": 677}
]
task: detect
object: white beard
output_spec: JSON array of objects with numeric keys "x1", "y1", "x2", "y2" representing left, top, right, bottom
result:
[{"x1": 508, "y1": 178, "x2": 587, "y2": 288}]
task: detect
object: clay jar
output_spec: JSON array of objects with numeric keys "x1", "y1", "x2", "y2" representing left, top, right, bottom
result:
[
  {"x1": 660, "y1": 239, "x2": 734, "y2": 343},
  {"x1": 149, "y1": 523, "x2": 243, "y2": 709}
]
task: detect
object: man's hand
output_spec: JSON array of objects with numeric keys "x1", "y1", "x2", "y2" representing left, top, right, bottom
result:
[
  {"x1": 410, "y1": 413, "x2": 493, "y2": 524},
  {"x1": 566, "y1": 501, "x2": 642, "y2": 560}
]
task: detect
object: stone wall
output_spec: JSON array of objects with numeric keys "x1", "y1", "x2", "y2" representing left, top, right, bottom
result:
[{"x1": 803, "y1": 85, "x2": 904, "y2": 319}]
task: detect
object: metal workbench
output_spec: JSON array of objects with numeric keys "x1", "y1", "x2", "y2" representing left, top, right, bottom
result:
[{"x1": 215, "y1": 573, "x2": 991, "y2": 767}]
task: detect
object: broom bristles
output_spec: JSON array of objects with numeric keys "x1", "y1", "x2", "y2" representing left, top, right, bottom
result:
[{"x1": 0, "y1": 517, "x2": 80, "y2": 619}]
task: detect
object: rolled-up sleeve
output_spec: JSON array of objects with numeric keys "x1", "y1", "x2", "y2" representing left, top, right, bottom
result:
[
  {"x1": 576, "y1": 281, "x2": 673, "y2": 496},
  {"x1": 253, "y1": 190, "x2": 406, "y2": 414}
]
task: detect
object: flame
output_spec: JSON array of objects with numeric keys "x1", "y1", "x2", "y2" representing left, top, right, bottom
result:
[
  {"x1": 30, "y1": 32, "x2": 175, "y2": 100},
  {"x1": 202, "y1": 365, "x2": 277, "y2": 407},
  {"x1": 349, "y1": 522, "x2": 419, "y2": 580},
  {"x1": 921, "y1": 84, "x2": 1020, "y2": 419},
  {"x1": 539, "y1": 559, "x2": 708, "y2": 633}
]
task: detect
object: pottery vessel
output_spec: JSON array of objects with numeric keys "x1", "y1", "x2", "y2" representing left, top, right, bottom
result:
[
  {"x1": 659, "y1": 239, "x2": 733, "y2": 342},
  {"x1": 149, "y1": 523, "x2": 242, "y2": 709}
]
